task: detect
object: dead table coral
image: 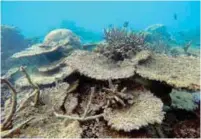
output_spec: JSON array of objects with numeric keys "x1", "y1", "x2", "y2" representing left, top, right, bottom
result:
[
  {"x1": 103, "y1": 90, "x2": 165, "y2": 132},
  {"x1": 65, "y1": 50, "x2": 151, "y2": 80},
  {"x1": 12, "y1": 29, "x2": 81, "y2": 59},
  {"x1": 136, "y1": 53, "x2": 200, "y2": 90},
  {"x1": 15, "y1": 63, "x2": 75, "y2": 88}
]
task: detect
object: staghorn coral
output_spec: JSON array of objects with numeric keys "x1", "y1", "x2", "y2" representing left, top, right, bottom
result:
[
  {"x1": 102, "y1": 79, "x2": 134, "y2": 108},
  {"x1": 19, "y1": 66, "x2": 40, "y2": 107},
  {"x1": 0, "y1": 78, "x2": 34, "y2": 138},
  {"x1": 170, "y1": 89, "x2": 198, "y2": 111},
  {"x1": 103, "y1": 91, "x2": 165, "y2": 132},
  {"x1": 136, "y1": 53, "x2": 200, "y2": 90},
  {"x1": 94, "y1": 26, "x2": 146, "y2": 61},
  {"x1": 65, "y1": 50, "x2": 151, "y2": 80}
]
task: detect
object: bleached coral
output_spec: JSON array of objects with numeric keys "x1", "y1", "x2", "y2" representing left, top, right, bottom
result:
[
  {"x1": 58, "y1": 121, "x2": 83, "y2": 138},
  {"x1": 103, "y1": 91, "x2": 165, "y2": 132},
  {"x1": 12, "y1": 29, "x2": 81, "y2": 59},
  {"x1": 136, "y1": 53, "x2": 200, "y2": 90},
  {"x1": 15, "y1": 65, "x2": 74, "y2": 88},
  {"x1": 170, "y1": 89, "x2": 198, "y2": 111},
  {"x1": 65, "y1": 50, "x2": 151, "y2": 80}
]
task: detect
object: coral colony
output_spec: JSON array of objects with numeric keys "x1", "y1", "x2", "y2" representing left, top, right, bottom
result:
[{"x1": 1, "y1": 24, "x2": 200, "y2": 138}]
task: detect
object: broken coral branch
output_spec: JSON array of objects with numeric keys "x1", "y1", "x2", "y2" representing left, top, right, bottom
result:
[
  {"x1": 82, "y1": 87, "x2": 95, "y2": 118},
  {"x1": 19, "y1": 66, "x2": 40, "y2": 106},
  {"x1": 16, "y1": 90, "x2": 37, "y2": 112},
  {"x1": 1, "y1": 78, "x2": 17, "y2": 131},
  {"x1": 54, "y1": 112, "x2": 103, "y2": 122},
  {"x1": 1, "y1": 117, "x2": 34, "y2": 138},
  {"x1": 54, "y1": 86, "x2": 103, "y2": 121},
  {"x1": 102, "y1": 79, "x2": 133, "y2": 107}
]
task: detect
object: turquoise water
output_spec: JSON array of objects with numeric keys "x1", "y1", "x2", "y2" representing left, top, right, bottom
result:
[{"x1": 2, "y1": 1, "x2": 200, "y2": 39}]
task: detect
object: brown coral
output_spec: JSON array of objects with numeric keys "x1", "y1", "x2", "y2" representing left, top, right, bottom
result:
[
  {"x1": 102, "y1": 79, "x2": 134, "y2": 108},
  {"x1": 104, "y1": 90, "x2": 165, "y2": 132},
  {"x1": 136, "y1": 53, "x2": 200, "y2": 90},
  {"x1": 173, "y1": 119, "x2": 200, "y2": 138},
  {"x1": 95, "y1": 27, "x2": 146, "y2": 61}
]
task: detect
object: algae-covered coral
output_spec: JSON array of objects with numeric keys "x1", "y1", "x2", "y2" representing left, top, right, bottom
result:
[
  {"x1": 170, "y1": 89, "x2": 198, "y2": 111},
  {"x1": 1, "y1": 23, "x2": 200, "y2": 138}
]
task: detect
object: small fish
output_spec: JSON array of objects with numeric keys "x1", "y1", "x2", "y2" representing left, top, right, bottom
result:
[
  {"x1": 173, "y1": 13, "x2": 177, "y2": 20},
  {"x1": 123, "y1": 21, "x2": 129, "y2": 28}
]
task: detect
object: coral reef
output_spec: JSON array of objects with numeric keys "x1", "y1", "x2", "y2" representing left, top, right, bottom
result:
[
  {"x1": 136, "y1": 53, "x2": 200, "y2": 90},
  {"x1": 1, "y1": 23, "x2": 200, "y2": 138},
  {"x1": 94, "y1": 26, "x2": 146, "y2": 61},
  {"x1": 170, "y1": 89, "x2": 198, "y2": 111},
  {"x1": 103, "y1": 90, "x2": 165, "y2": 132}
]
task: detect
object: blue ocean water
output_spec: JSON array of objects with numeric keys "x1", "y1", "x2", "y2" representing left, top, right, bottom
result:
[{"x1": 1, "y1": 1, "x2": 200, "y2": 40}]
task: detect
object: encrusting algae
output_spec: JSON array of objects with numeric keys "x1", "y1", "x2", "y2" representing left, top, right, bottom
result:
[{"x1": 1, "y1": 25, "x2": 200, "y2": 138}]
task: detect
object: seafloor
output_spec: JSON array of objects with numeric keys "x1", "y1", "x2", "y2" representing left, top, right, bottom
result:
[{"x1": 1, "y1": 24, "x2": 200, "y2": 138}]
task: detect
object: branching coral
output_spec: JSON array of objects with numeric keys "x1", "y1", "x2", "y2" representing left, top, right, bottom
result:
[
  {"x1": 1, "y1": 79, "x2": 17, "y2": 131},
  {"x1": 170, "y1": 89, "x2": 198, "y2": 111},
  {"x1": 103, "y1": 91, "x2": 165, "y2": 132},
  {"x1": 19, "y1": 66, "x2": 40, "y2": 106},
  {"x1": 102, "y1": 79, "x2": 134, "y2": 108},
  {"x1": 95, "y1": 27, "x2": 146, "y2": 61},
  {"x1": 1, "y1": 78, "x2": 34, "y2": 138}
]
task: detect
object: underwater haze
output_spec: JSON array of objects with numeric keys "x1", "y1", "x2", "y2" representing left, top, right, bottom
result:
[{"x1": 2, "y1": 1, "x2": 200, "y2": 38}]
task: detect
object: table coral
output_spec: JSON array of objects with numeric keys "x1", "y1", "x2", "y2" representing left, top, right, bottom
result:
[
  {"x1": 136, "y1": 53, "x2": 200, "y2": 90},
  {"x1": 103, "y1": 90, "x2": 165, "y2": 132}
]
